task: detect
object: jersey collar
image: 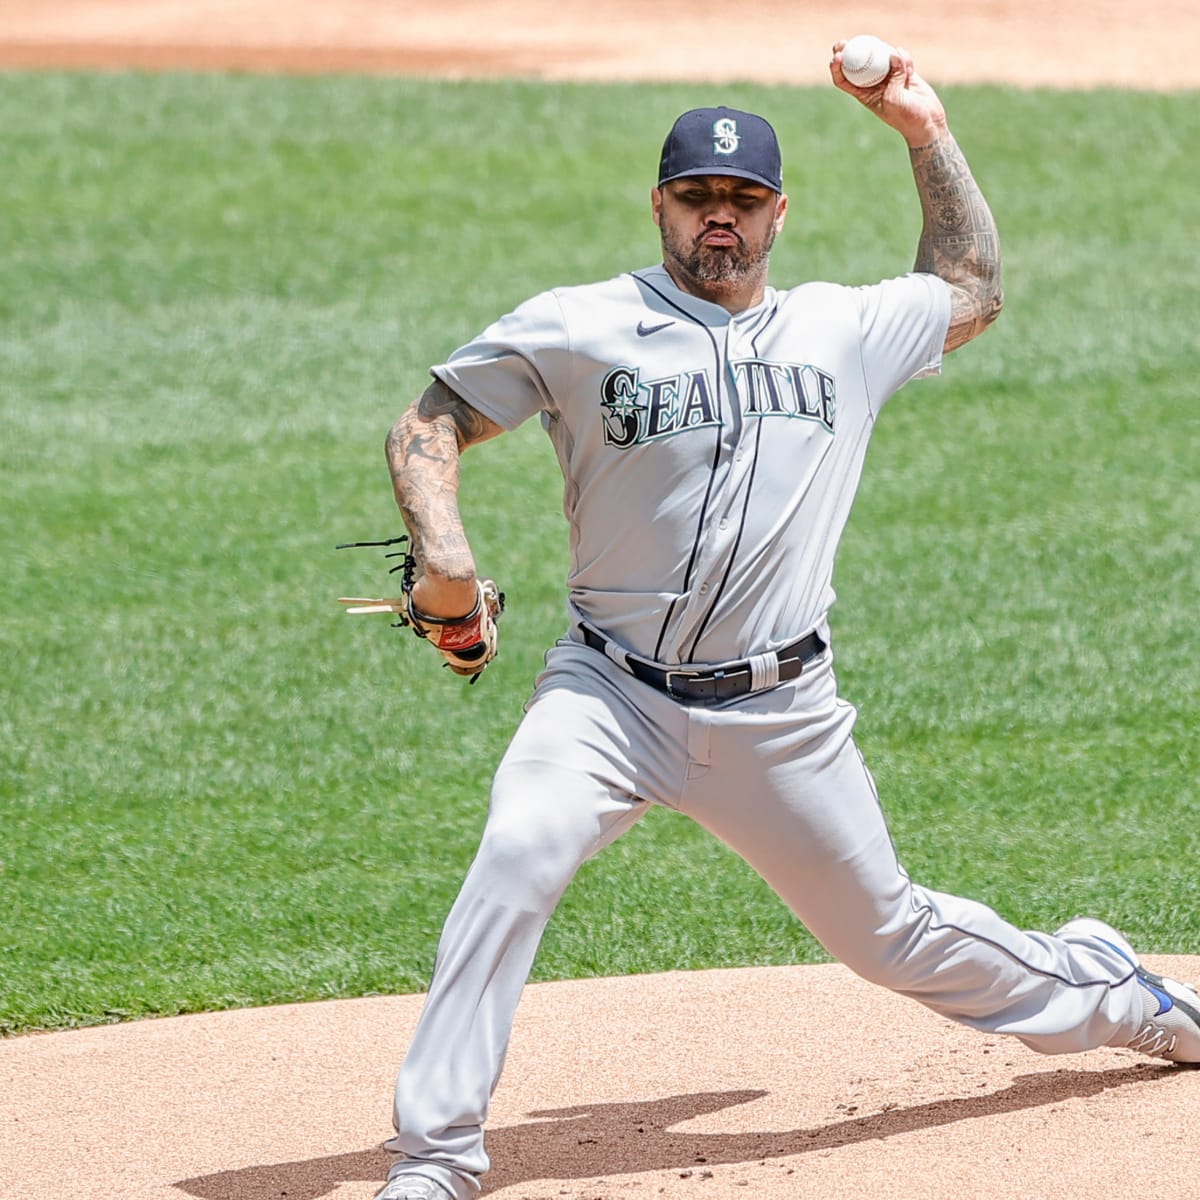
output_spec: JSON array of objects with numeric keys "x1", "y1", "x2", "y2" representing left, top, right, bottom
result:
[{"x1": 632, "y1": 265, "x2": 777, "y2": 328}]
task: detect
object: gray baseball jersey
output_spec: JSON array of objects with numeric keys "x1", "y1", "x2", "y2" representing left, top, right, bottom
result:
[{"x1": 433, "y1": 264, "x2": 949, "y2": 664}]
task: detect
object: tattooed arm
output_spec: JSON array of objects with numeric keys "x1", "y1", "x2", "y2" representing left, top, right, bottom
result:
[
  {"x1": 910, "y1": 131, "x2": 1004, "y2": 352},
  {"x1": 385, "y1": 378, "x2": 505, "y2": 618},
  {"x1": 830, "y1": 41, "x2": 1003, "y2": 352}
]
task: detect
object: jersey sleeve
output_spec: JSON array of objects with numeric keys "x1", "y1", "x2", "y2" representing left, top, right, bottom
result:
[
  {"x1": 429, "y1": 290, "x2": 569, "y2": 431},
  {"x1": 854, "y1": 273, "x2": 952, "y2": 417}
]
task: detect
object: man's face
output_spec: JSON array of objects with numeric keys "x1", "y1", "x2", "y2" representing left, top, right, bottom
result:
[{"x1": 652, "y1": 175, "x2": 788, "y2": 287}]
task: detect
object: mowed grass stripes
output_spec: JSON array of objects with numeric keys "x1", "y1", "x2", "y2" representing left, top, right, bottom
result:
[{"x1": 1, "y1": 72, "x2": 1196, "y2": 1032}]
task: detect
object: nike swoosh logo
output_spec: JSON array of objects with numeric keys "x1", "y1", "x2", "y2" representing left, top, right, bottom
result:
[
  {"x1": 637, "y1": 320, "x2": 674, "y2": 337},
  {"x1": 1142, "y1": 977, "x2": 1175, "y2": 1016}
]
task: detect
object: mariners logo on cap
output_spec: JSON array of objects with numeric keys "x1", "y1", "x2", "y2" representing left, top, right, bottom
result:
[{"x1": 712, "y1": 117, "x2": 740, "y2": 156}]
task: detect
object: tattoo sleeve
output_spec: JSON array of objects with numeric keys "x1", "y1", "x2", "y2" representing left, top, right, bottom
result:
[
  {"x1": 384, "y1": 379, "x2": 504, "y2": 585},
  {"x1": 910, "y1": 131, "x2": 1004, "y2": 352}
]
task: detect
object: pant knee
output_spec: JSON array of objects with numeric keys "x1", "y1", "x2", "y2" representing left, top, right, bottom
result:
[
  {"x1": 815, "y1": 886, "x2": 937, "y2": 993},
  {"x1": 471, "y1": 764, "x2": 613, "y2": 907},
  {"x1": 838, "y1": 929, "x2": 928, "y2": 992},
  {"x1": 472, "y1": 819, "x2": 580, "y2": 908}
]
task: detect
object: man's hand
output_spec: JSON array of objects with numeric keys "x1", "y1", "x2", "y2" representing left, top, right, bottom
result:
[
  {"x1": 410, "y1": 574, "x2": 480, "y2": 621},
  {"x1": 337, "y1": 536, "x2": 505, "y2": 684},
  {"x1": 829, "y1": 41, "x2": 947, "y2": 149},
  {"x1": 404, "y1": 576, "x2": 505, "y2": 683}
]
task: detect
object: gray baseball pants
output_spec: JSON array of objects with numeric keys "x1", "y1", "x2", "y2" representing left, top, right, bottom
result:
[{"x1": 384, "y1": 637, "x2": 1142, "y2": 1194}]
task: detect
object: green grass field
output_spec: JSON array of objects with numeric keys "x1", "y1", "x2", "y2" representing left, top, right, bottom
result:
[{"x1": 1, "y1": 71, "x2": 1197, "y2": 1034}]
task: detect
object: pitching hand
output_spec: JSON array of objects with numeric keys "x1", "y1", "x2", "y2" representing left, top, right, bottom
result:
[{"x1": 830, "y1": 41, "x2": 948, "y2": 148}]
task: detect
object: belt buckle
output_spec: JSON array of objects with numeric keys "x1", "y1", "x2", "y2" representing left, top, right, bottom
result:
[
  {"x1": 663, "y1": 668, "x2": 699, "y2": 700},
  {"x1": 664, "y1": 666, "x2": 736, "y2": 704}
]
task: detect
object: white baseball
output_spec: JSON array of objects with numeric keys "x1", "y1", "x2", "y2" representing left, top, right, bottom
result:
[{"x1": 840, "y1": 34, "x2": 894, "y2": 88}]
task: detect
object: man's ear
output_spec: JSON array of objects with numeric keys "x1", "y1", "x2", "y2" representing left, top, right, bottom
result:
[
  {"x1": 774, "y1": 191, "x2": 789, "y2": 235},
  {"x1": 651, "y1": 186, "x2": 664, "y2": 228}
]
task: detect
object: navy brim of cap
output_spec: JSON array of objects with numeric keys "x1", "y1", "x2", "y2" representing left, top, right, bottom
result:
[{"x1": 657, "y1": 165, "x2": 782, "y2": 191}]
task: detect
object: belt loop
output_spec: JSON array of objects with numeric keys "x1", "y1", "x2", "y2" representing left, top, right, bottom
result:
[
  {"x1": 601, "y1": 637, "x2": 630, "y2": 672},
  {"x1": 581, "y1": 621, "x2": 632, "y2": 673},
  {"x1": 747, "y1": 651, "x2": 780, "y2": 692}
]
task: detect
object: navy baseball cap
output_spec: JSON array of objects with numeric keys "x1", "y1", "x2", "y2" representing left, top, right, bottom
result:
[{"x1": 657, "y1": 106, "x2": 783, "y2": 192}]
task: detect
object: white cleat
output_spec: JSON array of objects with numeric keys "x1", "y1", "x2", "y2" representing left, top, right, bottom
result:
[
  {"x1": 1057, "y1": 917, "x2": 1200, "y2": 1064},
  {"x1": 374, "y1": 1173, "x2": 455, "y2": 1200}
]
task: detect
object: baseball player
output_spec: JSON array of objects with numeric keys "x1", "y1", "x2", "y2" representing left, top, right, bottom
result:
[{"x1": 367, "y1": 43, "x2": 1200, "y2": 1200}]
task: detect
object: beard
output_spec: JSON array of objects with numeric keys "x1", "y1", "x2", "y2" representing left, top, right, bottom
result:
[{"x1": 659, "y1": 217, "x2": 776, "y2": 287}]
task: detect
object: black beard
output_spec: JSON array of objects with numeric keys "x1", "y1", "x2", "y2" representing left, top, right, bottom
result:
[{"x1": 661, "y1": 225, "x2": 775, "y2": 287}]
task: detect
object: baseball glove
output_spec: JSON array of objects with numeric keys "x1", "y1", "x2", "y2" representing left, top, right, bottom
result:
[{"x1": 336, "y1": 536, "x2": 505, "y2": 684}]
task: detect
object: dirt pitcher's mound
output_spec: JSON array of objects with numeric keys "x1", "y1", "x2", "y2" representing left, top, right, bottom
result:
[{"x1": 4, "y1": 961, "x2": 1199, "y2": 1200}]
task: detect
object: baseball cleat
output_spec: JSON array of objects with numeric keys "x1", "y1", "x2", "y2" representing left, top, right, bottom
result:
[
  {"x1": 1056, "y1": 917, "x2": 1200, "y2": 1064},
  {"x1": 374, "y1": 1173, "x2": 455, "y2": 1200}
]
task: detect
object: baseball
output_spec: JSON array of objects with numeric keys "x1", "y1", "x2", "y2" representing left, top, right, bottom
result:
[{"x1": 840, "y1": 34, "x2": 894, "y2": 88}]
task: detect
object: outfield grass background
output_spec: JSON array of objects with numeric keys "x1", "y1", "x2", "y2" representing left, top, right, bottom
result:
[{"x1": 1, "y1": 72, "x2": 1196, "y2": 1033}]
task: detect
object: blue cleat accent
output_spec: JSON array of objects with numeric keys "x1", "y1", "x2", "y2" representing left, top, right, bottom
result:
[
  {"x1": 1055, "y1": 916, "x2": 1200, "y2": 1064},
  {"x1": 1138, "y1": 976, "x2": 1174, "y2": 1017}
]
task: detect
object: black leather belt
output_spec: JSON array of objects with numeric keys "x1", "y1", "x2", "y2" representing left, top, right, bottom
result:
[{"x1": 581, "y1": 626, "x2": 826, "y2": 705}]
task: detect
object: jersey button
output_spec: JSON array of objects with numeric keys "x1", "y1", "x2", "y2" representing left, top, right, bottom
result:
[
  {"x1": 699, "y1": 584, "x2": 709, "y2": 595},
  {"x1": 719, "y1": 518, "x2": 729, "y2": 531}
]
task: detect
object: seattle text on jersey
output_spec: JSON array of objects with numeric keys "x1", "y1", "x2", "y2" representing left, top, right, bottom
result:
[{"x1": 599, "y1": 358, "x2": 837, "y2": 448}]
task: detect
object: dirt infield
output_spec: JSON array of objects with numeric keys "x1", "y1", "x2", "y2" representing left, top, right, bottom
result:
[
  {"x1": 2, "y1": 0, "x2": 1200, "y2": 89},
  {"x1": 3, "y1": 3, "x2": 1198, "y2": 1199}
]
